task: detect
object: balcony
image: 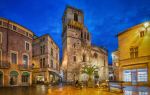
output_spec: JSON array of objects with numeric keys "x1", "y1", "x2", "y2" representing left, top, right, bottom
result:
[
  {"x1": 0, "y1": 62, "x2": 10, "y2": 69},
  {"x1": 18, "y1": 64, "x2": 32, "y2": 71}
]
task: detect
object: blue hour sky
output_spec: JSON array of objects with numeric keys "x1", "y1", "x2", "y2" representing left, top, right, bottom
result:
[{"x1": 0, "y1": 0, "x2": 150, "y2": 64}]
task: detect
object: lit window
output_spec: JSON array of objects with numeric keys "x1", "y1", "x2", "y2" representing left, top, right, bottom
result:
[
  {"x1": 139, "y1": 92, "x2": 148, "y2": 95},
  {"x1": 23, "y1": 55, "x2": 28, "y2": 67},
  {"x1": 11, "y1": 53, "x2": 17, "y2": 64},
  {"x1": 123, "y1": 70, "x2": 131, "y2": 82},
  {"x1": 137, "y1": 69, "x2": 148, "y2": 82}
]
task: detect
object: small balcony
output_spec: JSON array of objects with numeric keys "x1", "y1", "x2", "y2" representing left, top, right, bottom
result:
[
  {"x1": 18, "y1": 64, "x2": 32, "y2": 71},
  {"x1": 0, "y1": 62, "x2": 10, "y2": 69}
]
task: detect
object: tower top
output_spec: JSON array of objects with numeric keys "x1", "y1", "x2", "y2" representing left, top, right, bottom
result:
[{"x1": 63, "y1": 5, "x2": 83, "y2": 15}]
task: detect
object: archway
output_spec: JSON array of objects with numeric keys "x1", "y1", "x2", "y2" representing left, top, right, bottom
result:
[
  {"x1": 10, "y1": 71, "x2": 19, "y2": 85},
  {"x1": 0, "y1": 71, "x2": 3, "y2": 86},
  {"x1": 22, "y1": 72, "x2": 30, "y2": 84}
]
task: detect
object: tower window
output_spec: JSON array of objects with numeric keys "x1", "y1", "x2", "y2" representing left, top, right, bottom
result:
[
  {"x1": 74, "y1": 13, "x2": 78, "y2": 22},
  {"x1": 73, "y1": 56, "x2": 76, "y2": 62}
]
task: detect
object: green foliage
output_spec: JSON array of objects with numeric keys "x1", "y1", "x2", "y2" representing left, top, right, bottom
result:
[{"x1": 82, "y1": 65, "x2": 97, "y2": 76}]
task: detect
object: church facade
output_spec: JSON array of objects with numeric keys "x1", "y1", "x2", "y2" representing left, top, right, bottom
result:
[{"x1": 61, "y1": 6, "x2": 108, "y2": 82}]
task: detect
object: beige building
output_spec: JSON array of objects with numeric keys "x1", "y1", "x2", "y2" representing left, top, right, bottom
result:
[
  {"x1": 114, "y1": 22, "x2": 150, "y2": 86},
  {"x1": 61, "y1": 6, "x2": 108, "y2": 82},
  {"x1": 32, "y1": 34, "x2": 60, "y2": 84},
  {"x1": 0, "y1": 18, "x2": 33, "y2": 87}
]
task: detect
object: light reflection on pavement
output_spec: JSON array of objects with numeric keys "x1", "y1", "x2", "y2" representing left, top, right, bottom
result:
[{"x1": 0, "y1": 85, "x2": 149, "y2": 95}]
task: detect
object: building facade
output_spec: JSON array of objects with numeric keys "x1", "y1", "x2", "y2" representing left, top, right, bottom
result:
[
  {"x1": 116, "y1": 22, "x2": 150, "y2": 86},
  {"x1": 61, "y1": 6, "x2": 108, "y2": 82},
  {"x1": 32, "y1": 34, "x2": 60, "y2": 84},
  {"x1": 0, "y1": 18, "x2": 33, "y2": 87}
]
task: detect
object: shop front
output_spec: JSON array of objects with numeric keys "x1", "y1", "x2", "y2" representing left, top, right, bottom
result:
[
  {"x1": 10, "y1": 71, "x2": 19, "y2": 86},
  {"x1": 21, "y1": 72, "x2": 30, "y2": 86}
]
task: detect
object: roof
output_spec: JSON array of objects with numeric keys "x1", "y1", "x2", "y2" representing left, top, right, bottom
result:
[
  {"x1": 0, "y1": 17, "x2": 34, "y2": 34},
  {"x1": 116, "y1": 21, "x2": 149, "y2": 37}
]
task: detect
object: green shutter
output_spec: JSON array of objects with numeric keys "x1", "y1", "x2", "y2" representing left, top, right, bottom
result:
[
  {"x1": 10, "y1": 71, "x2": 19, "y2": 76},
  {"x1": 22, "y1": 72, "x2": 30, "y2": 76}
]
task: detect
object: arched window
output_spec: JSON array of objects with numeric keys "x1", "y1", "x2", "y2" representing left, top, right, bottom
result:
[
  {"x1": 74, "y1": 13, "x2": 78, "y2": 21},
  {"x1": 94, "y1": 53, "x2": 98, "y2": 58}
]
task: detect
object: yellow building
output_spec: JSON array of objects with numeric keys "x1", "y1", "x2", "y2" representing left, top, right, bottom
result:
[
  {"x1": 116, "y1": 22, "x2": 150, "y2": 86},
  {"x1": 112, "y1": 22, "x2": 150, "y2": 86}
]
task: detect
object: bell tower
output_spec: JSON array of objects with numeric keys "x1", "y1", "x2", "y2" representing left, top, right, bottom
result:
[{"x1": 61, "y1": 6, "x2": 91, "y2": 82}]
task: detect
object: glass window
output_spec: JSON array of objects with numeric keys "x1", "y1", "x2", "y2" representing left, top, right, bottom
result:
[
  {"x1": 123, "y1": 70, "x2": 131, "y2": 82},
  {"x1": 12, "y1": 25, "x2": 17, "y2": 31},
  {"x1": 43, "y1": 58, "x2": 45, "y2": 68},
  {"x1": 139, "y1": 92, "x2": 148, "y2": 95},
  {"x1": 51, "y1": 48, "x2": 53, "y2": 56},
  {"x1": 40, "y1": 59, "x2": 42, "y2": 68},
  {"x1": 11, "y1": 53, "x2": 17, "y2": 64},
  {"x1": 137, "y1": 69, "x2": 148, "y2": 82},
  {"x1": 140, "y1": 31, "x2": 145, "y2": 37},
  {"x1": 23, "y1": 55, "x2": 28, "y2": 66},
  {"x1": 25, "y1": 42, "x2": 30, "y2": 51}
]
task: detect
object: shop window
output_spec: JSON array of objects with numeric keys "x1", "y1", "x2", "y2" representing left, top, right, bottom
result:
[
  {"x1": 123, "y1": 70, "x2": 131, "y2": 82},
  {"x1": 137, "y1": 69, "x2": 148, "y2": 82}
]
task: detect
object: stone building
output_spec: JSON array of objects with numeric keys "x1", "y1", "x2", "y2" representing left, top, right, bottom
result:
[
  {"x1": 32, "y1": 34, "x2": 60, "y2": 84},
  {"x1": 61, "y1": 6, "x2": 108, "y2": 82},
  {"x1": 0, "y1": 18, "x2": 33, "y2": 87},
  {"x1": 112, "y1": 50, "x2": 119, "y2": 81},
  {"x1": 115, "y1": 22, "x2": 150, "y2": 86}
]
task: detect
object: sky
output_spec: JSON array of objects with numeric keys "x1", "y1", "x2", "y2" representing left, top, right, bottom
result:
[{"x1": 0, "y1": 0, "x2": 150, "y2": 64}]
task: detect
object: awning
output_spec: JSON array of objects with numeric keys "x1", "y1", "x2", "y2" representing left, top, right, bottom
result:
[
  {"x1": 22, "y1": 72, "x2": 30, "y2": 76},
  {"x1": 10, "y1": 71, "x2": 19, "y2": 76}
]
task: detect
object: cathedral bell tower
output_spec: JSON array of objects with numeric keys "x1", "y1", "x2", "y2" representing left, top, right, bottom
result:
[{"x1": 61, "y1": 6, "x2": 91, "y2": 82}]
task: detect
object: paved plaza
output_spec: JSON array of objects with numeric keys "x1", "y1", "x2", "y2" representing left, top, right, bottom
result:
[{"x1": 0, "y1": 85, "x2": 150, "y2": 95}]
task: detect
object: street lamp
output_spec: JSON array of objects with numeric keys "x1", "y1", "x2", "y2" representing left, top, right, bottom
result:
[{"x1": 143, "y1": 22, "x2": 150, "y2": 32}]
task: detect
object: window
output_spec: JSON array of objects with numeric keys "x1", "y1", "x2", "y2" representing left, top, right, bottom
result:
[
  {"x1": 139, "y1": 92, "x2": 148, "y2": 95},
  {"x1": 40, "y1": 59, "x2": 42, "y2": 68},
  {"x1": 137, "y1": 69, "x2": 148, "y2": 82},
  {"x1": 87, "y1": 33, "x2": 90, "y2": 40},
  {"x1": 12, "y1": 25, "x2": 17, "y2": 31},
  {"x1": 26, "y1": 32, "x2": 29, "y2": 37},
  {"x1": 83, "y1": 54, "x2": 86, "y2": 62},
  {"x1": 94, "y1": 53, "x2": 98, "y2": 58},
  {"x1": 0, "y1": 21, "x2": 2, "y2": 26},
  {"x1": 81, "y1": 32, "x2": 83, "y2": 38},
  {"x1": 11, "y1": 53, "x2": 17, "y2": 64},
  {"x1": 130, "y1": 47, "x2": 138, "y2": 58},
  {"x1": 43, "y1": 58, "x2": 45, "y2": 68},
  {"x1": 22, "y1": 75, "x2": 28, "y2": 82},
  {"x1": 51, "y1": 48, "x2": 53, "y2": 56},
  {"x1": 23, "y1": 55, "x2": 28, "y2": 66},
  {"x1": 0, "y1": 32, "x2": 2, "y2": 43},
  {"x1": 140, "y1": 31, "x2": 145, "y2": 37},
  {"x1": 40, "y1": 45, "x2": 45, "y2": 54},
  {"x1": 84, "y1": 33, "x2": 86, "y2": 39},
  {"x1": 74, "y1": 13, "x2": 78, "y2": 21},
  {"x1": 0, "y1": 49, "x2": 2, "y2": 64},
  {"x1": 73, "y1": 56, "x2": 76, "y2": 62},
  {"x1": 123, "y1": 70, "x2": 131, "y2": 82},
  {"x1": 25, "y1": 42, "x2": 30, "y2": 51},
  {"x1": 51, "y1": 60, "x2": 53, "y2": 68}
]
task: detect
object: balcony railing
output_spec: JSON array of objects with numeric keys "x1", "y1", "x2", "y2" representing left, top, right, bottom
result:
[
  {"x1": 0, "y1": 62, "x2": 10, "y2": 69},
  {"x1": 18, "y1": 64, "x2": 32, "y2": 70}
]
